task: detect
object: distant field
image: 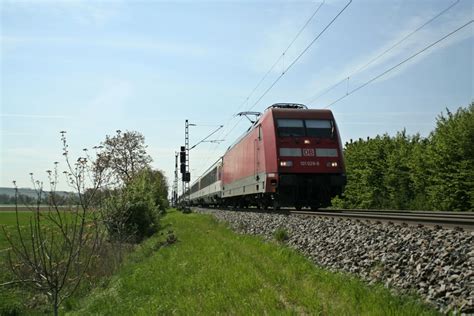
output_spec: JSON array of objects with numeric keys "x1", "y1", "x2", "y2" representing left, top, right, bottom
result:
[
  {"x1": 0, "y1": 210, "x2": 74, "y2": 249},
  {"x1": 0, "y1": 211, "x2": 35, "y2": 249},
  {"x1": 0, "y1": 211, "x2": 33, "y2": 225}
]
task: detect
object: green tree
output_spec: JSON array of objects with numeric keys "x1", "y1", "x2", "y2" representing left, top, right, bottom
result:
[
  {"x1": 334, "y1": 103, "x2": 473, "y2": 211},
  {"x1": 427, "y1": 104, "x2": 474, "y2": 211},
  {"x1": 95, "y1": 130, "x2": 152, "y2": 185},
  {"x1": 338, "y1": 136, "x2": 389, "y2": 209},
  {"x1": 408, "y1": 136, "x2": 431, "y2": 209},
  {"x1": 127, "y1": 168, "x2": 169, "y2": 213},
  {"x1": 384, "y1": 130, "x2": 421, "y2": 209}
]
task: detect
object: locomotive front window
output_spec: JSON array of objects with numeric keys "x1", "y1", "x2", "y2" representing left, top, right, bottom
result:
[
  {"x1": 305, "y1": 119, "x2": 334, "y2": 138},
  {"x1": 277, "y1": 119, "x2": 305, "y2": 137}
]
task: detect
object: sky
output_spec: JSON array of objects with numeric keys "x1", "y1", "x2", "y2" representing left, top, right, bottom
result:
[{"x1": 1, "y1": 0, "x2": 473, "y2": 193}]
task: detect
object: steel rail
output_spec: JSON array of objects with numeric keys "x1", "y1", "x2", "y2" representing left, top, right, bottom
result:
[
  {"x1": 315, "y1": 208, "x2": 474, "y2": 218},
  {"x1": 194, "y1": 207, "x2": 474, "y2": 231},
  {"x1": 291, "y1": 209, "x2": 474, "y2": 230}
]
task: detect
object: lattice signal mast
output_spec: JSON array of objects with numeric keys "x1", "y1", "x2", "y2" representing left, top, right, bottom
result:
[
  {"x1": 173, "y1": 152, "x2": 178, "y2": 206},
  {"x1": 180, "y1": 119, "x2": 193, "y2": 205}
]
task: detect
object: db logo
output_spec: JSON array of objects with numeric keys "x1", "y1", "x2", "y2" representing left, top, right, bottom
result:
[{"x1": 303, "y1": 148, "x2": 315, "y2": 156}]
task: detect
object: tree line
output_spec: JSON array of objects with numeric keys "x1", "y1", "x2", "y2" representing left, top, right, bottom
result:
[
  {"x1": 0, "y1": 192, "x2": 73, "y2": 205},
  {"x1": 0, "y1": 194, "x2": 35, "y2": 205},
  {"x1": 333, "y1": 103, "x2": 473, "y2": 211}
]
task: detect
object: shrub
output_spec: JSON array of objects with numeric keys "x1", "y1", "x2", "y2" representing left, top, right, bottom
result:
[
  {"x1": 103, "y1": 195, "x2": 160, "y2": 244},
  {"x1": 124, "y1": 201, "x2": 159, "y2": 242},
  {"x1": 101, "y1": 168, "x2": 168, "y2": 244}
]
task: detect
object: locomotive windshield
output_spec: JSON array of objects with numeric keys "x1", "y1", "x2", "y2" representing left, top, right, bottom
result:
[
  {"x1": 305, "y1": 119, "x2": 334, "y2": 138},
  {"x1": 276, "y1": 118, "x2": 334, "y2": 138},
  {"x1": 276, "y1": 119, "x2": 305, "y2": 137}
]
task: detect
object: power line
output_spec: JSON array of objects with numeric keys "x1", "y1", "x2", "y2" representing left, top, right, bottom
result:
[
  {"x1": 306, "y1": 0, "x2": 460, "y2": 105},
  {"x1": 195, "y1": 0, "x2": 352, "y2": 178},
  {"x1": 324, "y1": 19, "x2": 473, "y2": 108},
  {"x1": 247, "y1": 0, "x2": 352, "y2": 111},
  {"x1": 193, "y1": 1, "x2": 327, "y2": 176},
  {"x1": 237, "y1": 0, "x2": 326, "y2": 114},
  {"x1": 190, "y1": 125, "x2": 223, "y2": 150},
  {"x1": 219, "y1": 0, "x2": 326, "y2": 132},
  {"x1": 211, "y1": 0, "x2": 325, "y2": 137},
  {"x1": 201, "y1": 0, "x2": 352, "y2": 174},
  {"x1": 212, "y1": 0, "x2": 352, "y2": 146}
]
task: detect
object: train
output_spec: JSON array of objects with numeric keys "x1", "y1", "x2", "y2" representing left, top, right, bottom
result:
[{"x1": 186, "y1": 103, "x2": 346, "y2": 210}]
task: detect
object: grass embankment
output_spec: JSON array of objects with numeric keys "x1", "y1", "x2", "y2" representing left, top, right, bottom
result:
[{"x1": 68, "y1": 209, "x2": 435, "y2": 315}]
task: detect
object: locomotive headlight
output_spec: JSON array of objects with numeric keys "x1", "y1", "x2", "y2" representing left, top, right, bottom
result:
[
  {"x1": 326, "y1": 161, "x2": 338, "y2": 167},
  {"x1": 280, "y1": 161, "x2": 293, "y2": 167},
  {"x1": 304, "y1": 139, "x2": 311, "y2": 144}
]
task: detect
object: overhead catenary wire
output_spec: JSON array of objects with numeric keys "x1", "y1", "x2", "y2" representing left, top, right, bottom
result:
[
  {"x1": 247, "y1": 0, "x2": 353, "y2": 112},
  {"x1": 306, "y1": 0, "x2": 461, "y2": 105},
  {"x1": 324, "y1": 19, "x2": 473, "y2": 108},
  {"x1": 193, "y1": 0, "x2": 327, "y2": 176},
  {"x1": 236, "y1": 0, "x2": 326, "y2": 115},
  {"x1": 190, "y1": 125, "x2": 223, "y2": 150},
  {"x1": 215, "y1": 0, "x2": 353, "y2": 148},
  {"x1": 214, "y1": 0, "x2": 326, "y2": 134},
  {"x1": 220, "y1": 0, "x2": 352, "y2": 146}
]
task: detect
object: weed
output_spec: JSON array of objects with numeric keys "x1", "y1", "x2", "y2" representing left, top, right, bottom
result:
[
  {"x1": 273, "y1": 227, "x2": 289, "y2": 242},
  {"x1": 236, "y1": 222, "x2": 248, "y2": 232}
]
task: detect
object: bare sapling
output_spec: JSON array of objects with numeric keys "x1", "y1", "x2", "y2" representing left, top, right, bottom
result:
[{"x1": 1, "y1": 131, "x2": 107, "y2": 316}]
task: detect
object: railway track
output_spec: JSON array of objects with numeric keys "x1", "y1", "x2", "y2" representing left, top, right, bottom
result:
[
  {"x1": 291, "y1": 209, "x2": 474, "y2": 230},
  {"x1": 195, "y1": 207, "x2": 474, "y2": 230}
]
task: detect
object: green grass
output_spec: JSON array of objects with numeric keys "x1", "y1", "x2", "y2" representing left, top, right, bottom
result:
[
  {"x1": 68, "y1": 209, "x2": 437, "y2": 315},
  {"x1": 0, "y1": 211, "x2": 36, "y2": 250},
  {"x1": 0, "y1": 210, "x2": 99, "y2": 315},
  {"x1": 0, "y1": 211, "x2": 38, "y2": 315},
  {"x1": 0, "y1": 210, "x2": 35, "y2": 226}
]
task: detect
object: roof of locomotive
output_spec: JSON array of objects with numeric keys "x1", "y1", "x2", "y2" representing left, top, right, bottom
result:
[
  {"x1": 270, "y1": 107, "x2": 334, "y2": 119},
  {"x1": 225, "y1": 104, "x2": 334, "y2": 153}
]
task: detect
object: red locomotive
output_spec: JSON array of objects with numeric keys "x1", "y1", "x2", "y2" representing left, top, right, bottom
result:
[{"x1": 188, "y1": 103, "x2": 346, "y2": 210}]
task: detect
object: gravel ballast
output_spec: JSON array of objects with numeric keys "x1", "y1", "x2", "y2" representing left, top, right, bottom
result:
[{"x1": 195, "y1": 208, "x2": 474, "y2": 314}]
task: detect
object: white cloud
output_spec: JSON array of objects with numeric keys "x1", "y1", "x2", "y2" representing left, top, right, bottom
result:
[
  {"x1": 1, "y1": 147, "x2": 58, "y2": 164},
  {"x1": 83, "y1": 79, "x2": 133, "y2": 117},
  {"x1": 250, "y1": 4, "x2": 322, "y2": 74},
  {"x1": 1, "y1": 35, "x2": 209, "y2": 57},
  {"x1": 0, "y1": 132, "x2": 37, "y2": 136},
  {"x1": 304, "y1": 6, "x2": 473, "y2": 105},
  {"x1": 2, "y1": 0, "x2": 122, "y2": 26},
  {"x1": 0, "y1": 114, "x2": 72, "y2": 119},
  {"x1": 3, "y1": 147, "x2": 44, "y2": 157}
]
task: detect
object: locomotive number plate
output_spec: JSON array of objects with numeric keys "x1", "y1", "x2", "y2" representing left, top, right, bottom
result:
[
  {"x1": 303, "y1": 148, "x2": 315, "y2": 156},
  {"x1": 300, "y1": 161, "x2": 317, "y2": 166}
]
